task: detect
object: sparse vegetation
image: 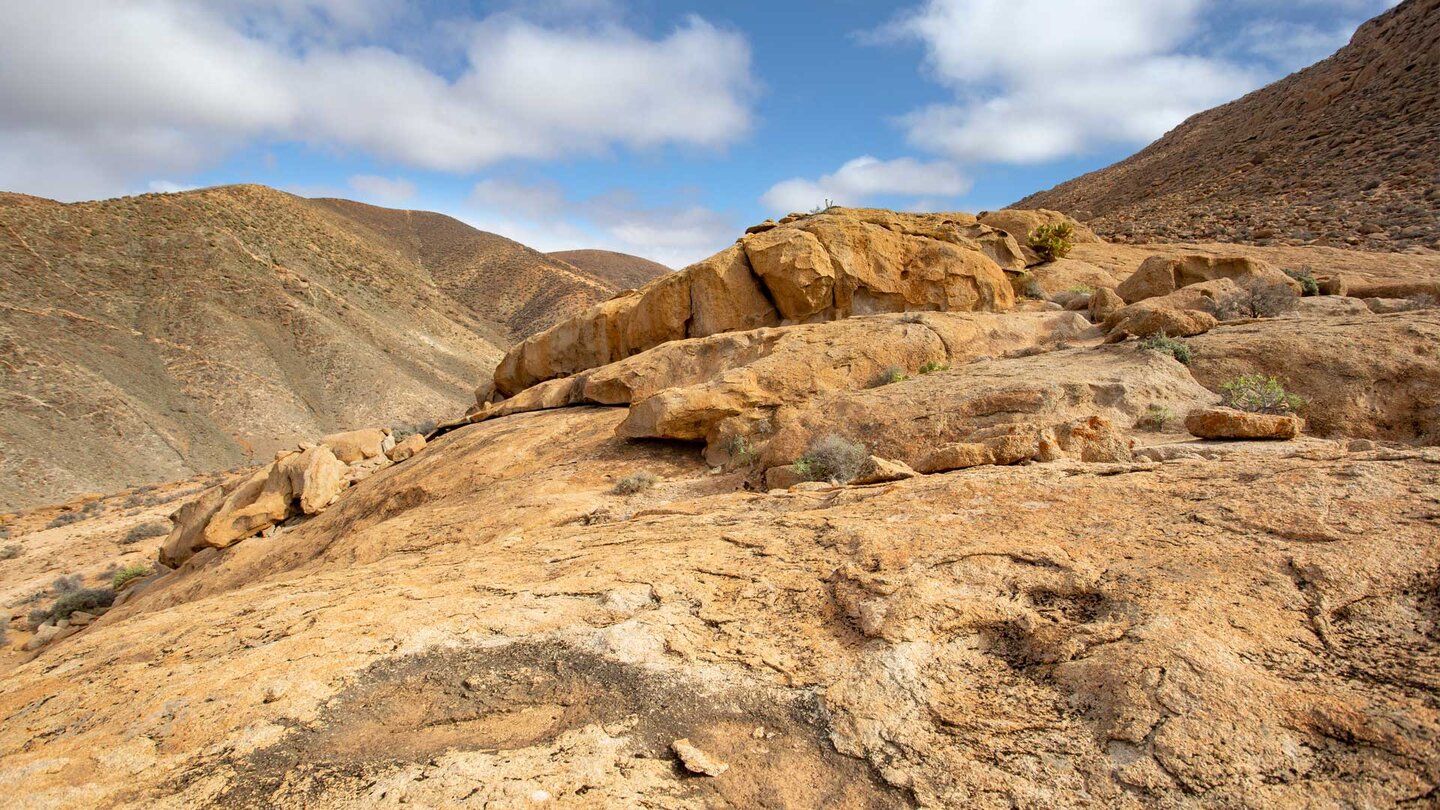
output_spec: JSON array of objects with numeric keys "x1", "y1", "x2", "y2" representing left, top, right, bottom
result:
[
  {"x1": 875, "y1": 366, "x2": 908, "y2": 386},
  {"x1": 918, "y1": 360, "x2": 950, "y2": 375},
  {"x1": 112, "y1": 564, "x2": 153, "y2": 590},
  {"x1": 52, "y1": 574, "x2": 83, "y2": 593},
  {"x1": 611, "y1": 471, "x2": 658, "y2": 496},
  {"x1": 808, "y1": 198, "x2": 837, "y2": 214},
  {"x1": 1220, "y1": 374, "x2": 1305, "y2": 414},
  {"x1": 1066, "y1": 284, "x2": 1096, "y2": 295},
  {"x1": 0, "y1": 544, "x2": 20, "y2": 560},
  {"x1": 46, "y1": 511, "x2": 85, "y2": 529},
  {"x1": 1283, "y1": 267, "x2": 1320, "y2": 296},
  {"x1": 727, "y1": 435, "x2": 756, "y2": 465},
  {"x1": 793, "y1": 435, "x2": 868, "y2": 484},
  {"x1": 121, "y1": 521, "x2": 170, "y2": 545},
  {"x1": 31, "y1": 588, "x2": 115, "y2": 627},
  {"x1": 1216, "y1": 281, "x2": 1298, "y2": 319},
  {"x1": 1027, "y1": 223, "x2": 1074, "y2": 262},
  {"x1": 1138, "y1": 405, "x2": 1175, "y2": 432},
  {"x1": 1408, "y1": 293, "x2": 1439, "y2": 310},
  {"x1": 1138, "y1": 333, "x2": 1194, "y2": 365}
]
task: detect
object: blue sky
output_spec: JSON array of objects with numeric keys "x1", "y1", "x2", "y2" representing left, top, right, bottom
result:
[{"x1": 0, "y1": 0, "x2": 1401, "y2": 266}]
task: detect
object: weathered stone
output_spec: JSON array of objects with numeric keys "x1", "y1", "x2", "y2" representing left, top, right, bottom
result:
[
  {"x1": 978, "y1": 209, "x2": 1101, "y2": 247},
  {"x1": 850, "y1": 456, "x2": 919, "y2": 485},
  {"x1": 1088, "y1": 287, "x2": 1124, "y2": 322},
  {"x1": 1116, "y1": 254, "x2": 1301, "y2": 303},
  {"x1": 671, "y1": 739, "x2": 729, "y2": 777},
  {"x1": 914, "y1": 443, "x2": 994, "y2": 474},
  {"x1": 320, "y1": 428, "x2": 389, "y2": 464},
  {"x1": 1028, "y1": 258, "x2": 1120, "y2": 297},
  {"x1": 764, "y1": 464, "x2": 806, "y2": 490},
  {"x1": 1185, "y1": 407, "x2": 1302, "y2": 440},
  {"x1": 1105, "y1": 307, "x2": 1218, "y2": 342},
  {"x1": 386, "y1": 433, "x2": 426, "y2": 462},
  {"x1": 686, "y1": 244, "x2": 779, "y2": 338}
]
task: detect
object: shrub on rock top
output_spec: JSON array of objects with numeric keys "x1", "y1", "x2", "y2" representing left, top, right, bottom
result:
[{"x1": 1027, "y1": 223, "x2": 1075, "y2": 262}]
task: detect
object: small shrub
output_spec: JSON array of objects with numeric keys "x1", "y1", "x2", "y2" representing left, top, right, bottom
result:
[
  {"x1": 46, "y1": 511, "x2": 84, "y2": 529},
  {"x1": 43, "y1": 588, "x2": 115, "y2": 625},
  {"x1": 808, "y1": 198, "x2": 837, "y2": 214},
  {"x1": 1408, "y1": 293, "x2": 1439, "y2": 310},
  {"x1": 794, "y1": 435, "x2": 868, "y2": 484},
  {"x1": 1138, "y1": 405, "x2": 1175, "y2": 432},
  {"x1": 918, "y1": 361, "x2": 950, "y2": 375},
  {"x1": 875, "y1": 366, "x2": 908, "y2": 386},
  {"x1": 112, "y1": 564, "x2": 152, "y2": 590},
  {"x1": 727, "y1": 435, "x2": 756, "y2": 465},
  {"x1": 1220, "y1": 375, "x2": 1305, "y2": 415},
  {"x1": 1138, "y1": 333, "x2": 1193, "y2": 365},
  {"x1": 611, "y1": 471, "x2": 658, "y2": 496},
  {"x1": 52, "y1": 574, "x2": 83, "y2": 593},
  {"x1": 1021, "y1": 279, "x2": 1047, "y2": 299},
  {"x1": 1217, "y1": 281, "x2": 1298, "y2": 319},
  {"x1": 0, "y1": 544, "x2": 19, "y2": 560},
  {"x1": 1066, "y1": 284, "x2": 1096, "y2": 295},
  {"x1": 1283, "y1": 267, "x2": 1320, "y2": 296},
  {"x1": 121, "y1": 522, "x2": 170, "y2": 545},
  {"x1": 1027, "y1": 223, "x2": 1074, "y2": 262}
]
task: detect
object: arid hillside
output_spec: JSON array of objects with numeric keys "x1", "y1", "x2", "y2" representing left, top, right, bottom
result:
[
  {"x1": 0, "y1": 185, "x2": 632, "y2": 510},
  {"x1": 5, "y1": 208, "x2": 1439, "y2": 808},
  {"x1": 548, "y1": 249, "x2": 671, "y2": 291},
  {"x1": 1017, "y1": 0, "x2": 1440, "y2": 251}
]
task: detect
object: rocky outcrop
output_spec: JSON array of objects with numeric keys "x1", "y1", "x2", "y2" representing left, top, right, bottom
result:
[
  {"x1": 158, "y1": 427, "x2": 433, "y2": 567},
  {"x1": 1185, "y1": 407, "x2": 1303, "y2": 440},
  {"x1": 1028, "y1": 258, "x2": 1121, "y2": 296},
  {"x1": 1187, "y1": 311, "x2": 1440, "y2": 440},
  {"x1": 978, "y1": 209, "x2": 1101, "y2": 246},
  {"x1": 494, "y1": 209, "x2": 1025, "y2": 396},
  {"x1": 1116, "y1": 255, "x2": 1300, "y2": 303}
]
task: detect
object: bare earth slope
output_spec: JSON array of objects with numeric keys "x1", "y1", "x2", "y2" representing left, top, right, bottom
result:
[
  {"x1": 547, "y1": 249, "x2": 671, "y2": 291},
  {"x1": 1016, "y1": 0, "x2": 1440, "y2": 251},
  {"x1": 0, "y1": 186, "x2": 626, "y2": 510},
  {"x1": 311, "y1": 199, "x2": 630, "y2": 341}
]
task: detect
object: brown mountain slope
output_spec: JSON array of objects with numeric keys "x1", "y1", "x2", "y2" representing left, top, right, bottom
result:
[
  {"x1": 547, "y1": 249, "x2": 670, "y2": 290},
  {"x1": 311, "y1": 199, "x2": 626, "y2": 341},
  {"x1": 0, "y1": 185, "x2": 627, "y2": 510},
  {"x1": 1016, "y1": 0, "x2": 1440, "y2": 252}
]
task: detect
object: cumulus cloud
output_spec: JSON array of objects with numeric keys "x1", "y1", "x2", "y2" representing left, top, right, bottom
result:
[
  {"x1": 467, "y1": 180, "x2": 735, "y2": 268},
  {"x1": 760, "y1": 156, "x2": 972, "y2": 214},
  {"x1": 0, "y1": 2, "x2": 754, "y2": 200},
  {"x1": 348, "y1": 174, "x2": 417, "y2": 204}
]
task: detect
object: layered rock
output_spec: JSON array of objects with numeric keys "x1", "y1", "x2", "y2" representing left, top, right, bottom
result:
[
  {"x1": 494, "y1": 209, "x2": 1023, "y2": 396},
  {"x1": 1116, "y1": 254, "x2": 1300, "y2": 303}
]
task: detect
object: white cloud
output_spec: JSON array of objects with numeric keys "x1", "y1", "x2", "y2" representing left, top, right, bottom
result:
[
  {"x1": 885, "y1": 0, "x2": 1264, "y2": 164},
  {"x1": 0, "y1": 3, "x2": 754, "y2": 200},
  {"x1": 348, "y1": 174, "x2": 417, "y2": 204},
  {"x1": 147, "y1": 180, "x2": 199, "y2": 194},
  {"x1": 466, "y1": 180, "x2": 735, "y2": 268},
  {"x1": 761, "y1": 156, "x2": 972, "y2": 214}
]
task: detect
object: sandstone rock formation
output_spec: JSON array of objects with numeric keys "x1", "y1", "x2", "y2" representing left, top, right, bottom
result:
[
  {"x1": 494, "y1": 209, "x2": 1022, "y2": 395},
  {"x1": 1115, "y1": 255, "x2": 1299, "y2": 303},
  {"x1": 1184, "y1": 407, "x2": 1303, "y2": 440},
  {"x1": 7, "y1": 205, "x2": 1440, "y2": 809}
]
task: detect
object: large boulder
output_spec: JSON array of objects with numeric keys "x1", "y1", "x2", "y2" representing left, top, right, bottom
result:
[
  {"x1": 320, "y1": 428, "x2": 390, "y2": 464},
  {"x1": 160, "y1": 445, "x2": 349, "y2": 567},
  {"x1": 978, "y1": 209, "x2": 1101, "y2": 247},
  {"x1": 493, "y1": 208, "x2": 1018, "y2": 396},
  {"x1": 1185, "y1": 407, "x2": 1302, "y2": 440},
  {"x1": 1029, "y1": 258, "x2": 1121, "y2": 297},
  {"x1": 1116, "y1": 254, "x2": 1301, "y2": 304},
  {"x1": 1187, "y1": 311, "x2": 1440, "y2": 440}
]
